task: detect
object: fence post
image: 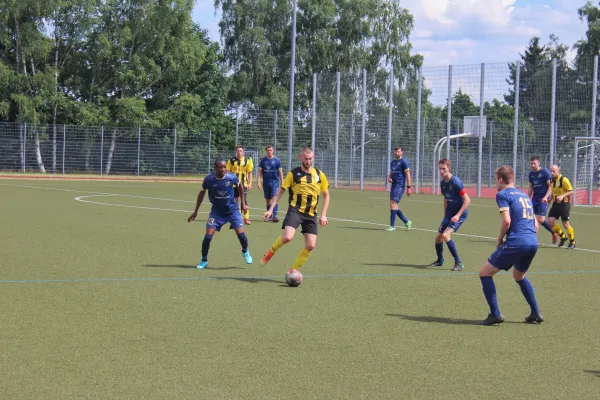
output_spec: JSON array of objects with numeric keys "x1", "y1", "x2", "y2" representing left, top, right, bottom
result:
[
  {"x1": 350, "y1": 115, "x2": 354, "y2": 185},
  {"x1": 22, "y1": 122, "x2": 27, "y2": 173},
  {"x1": 422, "y1": 117, "x2": 426, "y2": 189},
  {"x1": 456, "y1": 119, "x2": 459, "y2": 173},
  {"x1": 173, "y1": 128, "x2": 177, "y2": 177},
  {"x1": 62, "y1": 124, "x2": 66, "y2": 174},
  {"x1": 386, "y1": 68, "x2": 393, "y2": 190},
  {"x1": 312, "y1": 73, "x2": 317, "y2": 152},
  {"x1": 488, "y1": 120, "x2": 494, "y2": 188},
  {"x1": 208, "y1": 130, "x2": 212, "y2": 175},
  {"x1": 513, "y1": 60, "x2": 521, "y2": 174},
  {"x1": 100, "y1": 126, "x2": 104, "y2": 175},
  {"x1": 137, "y1": 127, "x2": 141, "y2": 176},
  {"x1": 415, "y1": 67, "x2": 422, "y2": 194},
  {"x1": 287, "y1": 0, "x2": 297, "y2": 172},
  {"x1": 590, "y1": 55, "x2": 598, "y2": 204},
  {"x1": 521, "y1": 122, "x2": 526, "y2": 187},
  {"x1": 446, "y1": 65, "x2": 452, "y2": 159},
  {"x1": 274, "y1": 110, "x2": 277, "y2": 153},
  {"x1": 477, "y1": 63, "x2": 485, "y2": 198},
  {"x1": 360, "y1": 69, "x2": 367, "y2": 190},
  {"x1": 550, "y1": 58, "x2": 557, "y2": 165},
  {"x1": 335, "y1": 71, "x2": 340, "y2": 188}
]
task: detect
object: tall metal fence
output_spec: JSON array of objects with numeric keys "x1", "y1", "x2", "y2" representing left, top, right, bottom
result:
[{"x1": 2, "y1": 57, "x2": 599, "y2": 197}]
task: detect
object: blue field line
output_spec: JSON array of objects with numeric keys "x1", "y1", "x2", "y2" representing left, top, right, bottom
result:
[{"x1": 2, "y1": 269, "x2": 600, "y2": 284}]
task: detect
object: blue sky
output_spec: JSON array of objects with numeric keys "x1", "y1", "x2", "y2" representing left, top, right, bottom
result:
[{"x1": 192, "y1": 0, "x2": 589, "y2": 67}]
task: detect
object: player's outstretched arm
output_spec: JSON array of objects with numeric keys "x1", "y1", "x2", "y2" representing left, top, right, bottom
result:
[
  {"x1": 265, "y1": 188, "x2": 285, "y2": 219},
  {"x1": 320, "y1": 190, "x2": 330, "y2": 226},
  {"x1": 188, "y1": 189, "x2": 206, "y2": 222}
]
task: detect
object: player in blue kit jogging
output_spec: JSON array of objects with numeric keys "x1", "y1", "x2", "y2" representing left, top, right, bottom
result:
[
  {"x1": 428, "y1": 158, "x2": 470, "y2": 271},
  {"x1": 257, "y1": 145, "x2": 284, "y2": 222},
  {"x1": 478, "y1": 166, "x2": 543, "y2": 326},
  {"x1": 528, "y1": 156, "x2": 556, "y2": 243},
  {"x1": 188, "y1": 159, "x2": 253, "y2": 269},
  {"x1": 386, "y1": 146, "x2": 412, "y2": 231}
]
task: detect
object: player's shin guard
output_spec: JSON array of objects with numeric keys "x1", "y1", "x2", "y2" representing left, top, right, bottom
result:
[
  {"x1": 202, "y1": 234, "x2": 213, "y2": 260},
  {"x1": 271, "y1": 236, "x2": 285, "y2": 253},
  {"x1": 396, "y1": 209, "x2": 408, "y2": 224},
  {"x1": 552, "y1": 224, "x2": 567, "y2": 239},
  {"x1": 567, "y1": 227, "x2": 575, "y2": 242},
  {"x1": 480, "y1": 276, "x2": 500, "y2": 317},
  {"x1": 446, "y1": 240, "x2": 461, "y2": 263},
  {"x1": 516, "y1": 277, "x2": 540, "y2": 314},
  {"x1": 541, "y1": 220, "x2": 553, "y2": 233},
  {"x1": 292, "y1": 248, "x2": 311, "y2": 270},
  {"x1": 435, "y1": 242, "x2": 444, "y2": 262},
  {"x1": 237, "y1": 232, "x2": 249, "y2": 253}
]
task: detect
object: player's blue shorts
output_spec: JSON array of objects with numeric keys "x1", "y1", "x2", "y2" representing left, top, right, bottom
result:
[
  {"x1": 390, "y1": 183, "x2": 405, "y2": 202},
  {"x1": 531, "y1": 198, "x2": 548, "y2": 216},
  {"x1": 488, "y1": 242, "x2": 538, "y2": 272},
  {"x1": 438, "y1": 213, "x2": 467, "y2": 233},
  {"x1": 263, "y1": 182, "x2": 280, "y2": 199},
  {"x1": 206, "y1": 211, "x2": 243, "y2": 232}
]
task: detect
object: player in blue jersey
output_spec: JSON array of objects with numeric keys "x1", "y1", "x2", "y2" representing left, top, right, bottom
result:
[
  {"x1": 428, "y1": 158, "x2": 470, "y2": 271},
  {"x1": 187, "y1": 159, "x2": 253, "y2": 269},
  {"x1": 386, "y1": 146, "x2": 412, "y2": 231},
  {"x1": 478, "y1": 166, "x2": 543, "y2": 325},
  {"x1": 528, "y1": 156, "x2": 556, "y2": 243},
  {"x1": 257, "y1": 145, "x2": 284, "y2": 223}
]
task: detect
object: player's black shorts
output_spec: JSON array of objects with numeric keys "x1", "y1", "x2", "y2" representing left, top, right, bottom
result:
[
  {"x1": 282, "y1": 207, "x2": 318, "y2": 235},
  {"x1": 548, "y1": 202, "x2": 570, "y2": 221}
]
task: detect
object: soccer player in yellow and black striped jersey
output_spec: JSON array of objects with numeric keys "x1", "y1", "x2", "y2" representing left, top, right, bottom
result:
[
  {"x1": 260, "y1": 147, "x2": 331, "y2": 274},
  {"x1": 226, "y1": 145, "x2": 254, "y2": 224},
  {"x1": 548, "y1": 165, "x2": 576, "y2": 249}
]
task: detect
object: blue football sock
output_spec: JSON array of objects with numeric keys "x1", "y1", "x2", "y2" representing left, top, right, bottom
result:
[
  {"x1": 541, "y1": 220, "x2": 553, "y2": 234},
  {"x1": 435, "y1": 242, "x2": 444, "y2": 262},
  {"x1": 516, "y1": 278, "x2": 540, "y2": 314},
  {"x1": 202, "y1": 234, "x2": 213, "y2": 260},
  {"x1": 480, "y1": 276, "x2": 500, "y2": 317},
  {"x1": 390, "y1": 210, "x2": 396, "y2": 227},
  {"x1": 396, "y1": 209, "x2": 408, "y2": 224},
  {"x1": 237, "y1": 232, "x2": 249, "y2": 253},
  {"x1": 274, "y1": 204, "x2": 279, "y2": 218},
  {"x1": 446, "y1": 240, "x2": 461, "y2": 263}
]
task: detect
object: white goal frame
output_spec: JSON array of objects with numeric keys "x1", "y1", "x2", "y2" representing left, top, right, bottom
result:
[{"x1": 573, "y1": 136, "x2": 600, "y2": 206}]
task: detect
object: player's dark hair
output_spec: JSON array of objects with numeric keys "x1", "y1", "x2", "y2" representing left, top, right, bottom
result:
[
  {"x1": 495, "y1": 166, "x2": 514, "y2": 184},
  {"x1": 214, "y1": 158, "x2": 227, "y2": 167},
  {"x1": 235, "y1": 145, "x2": 245, "y2": 150},
  {"x1": 438, "y1": 158, "x2": 451, "y2": 169},
  {"x1": 394, "y1": 146, "x2": 403, "y2": 151},
  {"x1": 266, "y1": 145, "x2": 274, "y2": 150},
  {"x1": 530, "y1": 155, "x2": 540, "y2": 162}
]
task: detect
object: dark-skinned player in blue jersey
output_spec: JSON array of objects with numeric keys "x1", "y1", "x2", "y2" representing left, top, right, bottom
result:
[
  {"x1": 188, "y1": 159, "x2": 253, "y2": 269},
  {"x1": 478, "y1": 166, "x2": 543, "y2": 326}
]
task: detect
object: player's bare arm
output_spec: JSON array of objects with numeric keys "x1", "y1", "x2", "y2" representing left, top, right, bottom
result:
[
  {"x1": 497, "y1": 209, "x2": 511, "y2": 248},
  {"x1": 452, "y1": 193, "x2": 470, "y2": 223},
  {"x1": 257, "y1": 167, "x2": 263, "y2": 190},
  {"x1": 265, "y1": 187, "x2": 286, "y2": 219},
  {"x1": 320, "y1": 190, "x2": 330, "y2": 226},
  {"x1": 188, "y1": 189, "x2": 207, "y2": 222},
  {"x1": 542, "y1": 180, "x2": 552, "y2": 203},
  {"x1": 247, "y1": 171, "x2": 253, "y2": 190},
  {"x1": 387, "y1": 170, "x2": 393, "y2": 184},
  {"x1": 278, "y1": 168, "x2": 284, "y2": 183},
  {"x1": 556, "y1": 190, "x2": 573, "y2": 203},
  {"x1": 405, "y1": 169, "x2": 412, "y2": 196},
  {"x1": 528, "y1": 183, "x2": 533, "y2": 198}
]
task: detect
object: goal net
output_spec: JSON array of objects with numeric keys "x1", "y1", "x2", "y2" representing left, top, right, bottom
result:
[{"x1": 573, "y1": 137, "x2": 600, "y2": 206}]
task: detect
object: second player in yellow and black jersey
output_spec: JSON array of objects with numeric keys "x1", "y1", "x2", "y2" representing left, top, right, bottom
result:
[{"x1": 282, "y1": 166, "x2": 329, "y2": 217}]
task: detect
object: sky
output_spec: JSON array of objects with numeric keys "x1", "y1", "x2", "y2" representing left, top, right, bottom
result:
[{"x1": 192, "y1": 0, "x2": 589, "y2": 67}]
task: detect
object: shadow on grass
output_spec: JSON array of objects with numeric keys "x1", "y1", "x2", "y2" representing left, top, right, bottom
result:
[
  {"x1": 363, "y1": 262, "x2": 435, "y2": 270},
  {"x1": 385, "y1": 313, "x2": 522, "y2": 326},
  {"x1": 213, "y1": 276, "x2": 287, "y2": 285},
  {"x1": 340, "y1": 225, "x2": 386, "y2": 232},
  {"x1": 584, "y1": 370, "x2": 600, "y2": 378},
  {"x1": 143, "y1": 264, "x2": 244, "y2": 270}
]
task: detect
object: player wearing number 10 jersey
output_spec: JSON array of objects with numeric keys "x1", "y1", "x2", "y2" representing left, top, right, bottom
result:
[{"x1": 478, "y1": 166, "x2": 543, "y2": 326}]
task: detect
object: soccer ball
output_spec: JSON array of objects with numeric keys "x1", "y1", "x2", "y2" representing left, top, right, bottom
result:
[{"x1": 285, "y1": 269, "x2": 303, "y2": 287}]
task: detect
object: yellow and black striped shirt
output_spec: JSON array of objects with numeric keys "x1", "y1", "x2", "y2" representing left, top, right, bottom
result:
[
  {"x1": 226, "y1": 157, "x2": 253, "y2": 186},
  {"x1": 282, "y1": 167, "x2": 329, "y2": 216},
  {"x1": 551, "y1": 174, "x2": 573, "y2": 203}
]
